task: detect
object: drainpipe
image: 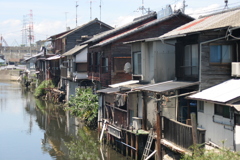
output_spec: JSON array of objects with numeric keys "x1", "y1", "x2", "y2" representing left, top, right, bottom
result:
[{"x1": 199, "y1": 36, "x2": 226, "y2": 90}]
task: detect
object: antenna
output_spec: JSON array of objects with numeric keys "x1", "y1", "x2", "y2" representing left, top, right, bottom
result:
[
  {"x1": 99, "y1": 0, "x2": 101, "y2": 21},
  {"x1": 182, "y1": 0, "x2": 188, "y2": 13},
  {"x1": 90, "y1": 1, "x2": 92, "y2": 20},
  {"x1": 224, "y1": 0, "x2": 228, "y2": 9},
  {"x1": 76, "y1": 1, "x2": 79, "y2": 27}
]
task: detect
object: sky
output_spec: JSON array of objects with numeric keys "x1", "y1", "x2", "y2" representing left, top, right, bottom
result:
[{"x1": 1, "y1": 0, "x2": 240, "y2": 47}]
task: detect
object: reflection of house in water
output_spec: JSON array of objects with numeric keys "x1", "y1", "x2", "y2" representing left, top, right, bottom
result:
[{"x1": 34, "y1": 99, "x2": 81, "y2": 159}]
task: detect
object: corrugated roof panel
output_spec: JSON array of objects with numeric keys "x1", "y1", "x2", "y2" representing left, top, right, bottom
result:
[
  {"x1": 109, "y1": 80, "x2": 139, "y2": 88},
  {"x1": 188, "y1": 79, "x2": 240, "y2": 103},
  {"x1": 160, "y1": 8, "x2": 240, "y2": 39},
  {"x1": 133, "y1": 81, "x2": 199, "y2": 92}
]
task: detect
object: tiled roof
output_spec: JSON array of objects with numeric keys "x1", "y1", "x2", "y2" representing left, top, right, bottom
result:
[
  {"x1": 81, "y1": 12, "x2": 157, "y2": 45},
  {"x1": 57, "y1": 18, "x2": 113, "y2": 39},
  {"x1": 91, "y1": 12, "x2": 193, "y2": 48},
  {"x1": 159, "y1": 7, "x2": 240, "y2": 40},
  {"x1": 62, "y1": 44, "x2": 88, "y2": 56}
]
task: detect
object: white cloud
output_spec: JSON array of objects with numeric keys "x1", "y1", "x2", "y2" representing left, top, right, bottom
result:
[
  {"x1": 111, "y1": 15, "x2": 135, "y2": 28},
  {"x1": 186, "y1": 4, "x2": 221, "y2": 18}
]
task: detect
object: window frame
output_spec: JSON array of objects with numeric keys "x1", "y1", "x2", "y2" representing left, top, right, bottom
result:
[
  {"x1": 198, "y1": 101, "x2": 204, "y2": 112},
  {"x1": 102, "y1": 57, "x2": 108, "y2": 73},
  {"x1": 76, "y1": 62, "x2": 87, "y2": 72},
  {"x1": 209, "y1": 43, "x2": 234, "y2": 65},
  {"x1": 183, "y1": 44, "x2": 199, "y2": 76},
  {"x1": 133, "y1": 51, "x2": 142, "y2": 75},
  {"x1": 214, "y1": 104, "x2": 230, "y2": 118}
]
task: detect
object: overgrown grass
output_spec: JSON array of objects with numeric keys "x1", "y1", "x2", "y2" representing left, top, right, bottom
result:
[
  {"x1": 34, "y1": 80, "x2": 55, "y2": 98},
  {"x1": 181, "y1": 144, "x2": 240, "y2": 160},
  {"x1": 65, "y1": 88, "x2": 98, "y2": 128}
]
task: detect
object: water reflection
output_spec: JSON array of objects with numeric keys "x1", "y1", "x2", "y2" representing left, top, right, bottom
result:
[{"x1": 0, "y1": 81, "x2": 126, "y2": 160}]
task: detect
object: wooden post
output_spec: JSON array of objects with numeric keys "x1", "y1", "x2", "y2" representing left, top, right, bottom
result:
[
  {"x1": 135, "y1": 135, "x2": 139, "y2": 160},
  {"x1": 156, "y1": 94, "x2": 162, "y2": 160},
  {"x1": 191, "y1": 113, "x2": 198, "y2": 145},
  {"x1": 142, "y1": 91, "x2": 147, "y2": 130},
  {"x1": 131, "y1": 133, "x2": 134, "y2": 159},
  {"x1": 126, "y1": 132, "x2": 129, "y2": 156}
]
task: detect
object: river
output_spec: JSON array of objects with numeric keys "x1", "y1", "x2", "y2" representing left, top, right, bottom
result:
[{"x1": 0, "y1": 81, "x2": 126, "y2": 160}]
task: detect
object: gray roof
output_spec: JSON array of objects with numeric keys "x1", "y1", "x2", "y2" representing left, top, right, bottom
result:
[
  {"x1": 81, "y1": 12, "x2": 157, "y2": 45},
  {"x1": 62, "y1": 44, "x2": 88, "y2": 56},
  {"x1": 133, "y1": 81, "x2": 199, "y2": 93},
  {"x1": 57, "y1": 18, "x2": 113, "y2": 40},
  {"x1": 97, "y1": 87, "x2": 130, "y2": 94},
  {"x1": 91, "y1": 12, "x2": 193, "y2": 48},
  {"x1": 158, "y1": 7, "x2": 240, "y2": 40}
]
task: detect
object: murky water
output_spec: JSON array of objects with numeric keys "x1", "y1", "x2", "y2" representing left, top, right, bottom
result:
[{"x1": 0, "y1": 81, "x2": 126, "y2": 160}]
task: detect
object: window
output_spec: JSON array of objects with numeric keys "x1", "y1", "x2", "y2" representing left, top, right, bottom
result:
[
  {"x1": 210, "y1": 44, "x2": 233, "y2": 64},
  {"x1": 198, "y1": 101, "x2": 204, "y2": 112},
  {"x1": 102, "y1": 57, "x2": 108, "y2": 73},
  {"x1": 96, "y1": 52, "x2": 100, "y2": 71},
  {"x1": 76, "y1": 63, "x2": 87, "y2": 72},
  {"x1": 235, "y1": 114, "x2": 240, "y2": 125},
  {"x1": 184, "y1": 44, "x2": 198, "y2": 76},
  {"x1": 133, "y1": 51, "x2": 141, "y2": 75},
  {"x1": 214, "y1": 104, "x2": 230, "y2": 118}
]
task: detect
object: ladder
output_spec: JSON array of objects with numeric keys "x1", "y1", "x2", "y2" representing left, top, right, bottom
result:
[{"x1": 141, "y1": 128, "x2": 154, "y2": 160}]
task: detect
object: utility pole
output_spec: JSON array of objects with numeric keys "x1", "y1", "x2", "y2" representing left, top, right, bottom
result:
[{"x1": 76, "y1": 1, "x2": 79, "y2": 27}]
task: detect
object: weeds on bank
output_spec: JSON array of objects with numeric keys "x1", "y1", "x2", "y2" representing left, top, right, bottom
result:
[
  {"x1": 65, "y1": 88, "x2": 98, "y2": 128},
  {"x1": 34, "y1": 80, "x2": 55, "y2": 97},
  {"x1": 181, "y1": 144, "x2": 240, "y2": 160}
]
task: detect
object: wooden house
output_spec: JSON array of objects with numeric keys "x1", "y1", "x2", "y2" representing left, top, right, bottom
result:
[
  {"x1": 48, "y1": 18, "x2": 113, "y2": 54},
  {"x1": 83, "y1": 11, "x2": 194, "y2": 89},
  {"x1": 60, "y1": 44, "x2": 91, "y2": 101},
  {"x1": 97, "y1": 8, "x2": 240, "y2": 159}
]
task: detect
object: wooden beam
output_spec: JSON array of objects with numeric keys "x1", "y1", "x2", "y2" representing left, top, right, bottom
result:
[{"x1": 156, "y1": 94, "x2": 162, "y2": 160}]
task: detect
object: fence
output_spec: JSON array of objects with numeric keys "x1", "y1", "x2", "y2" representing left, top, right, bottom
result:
[{"x1": 163, "y1": 116, "x2": 205, "y2": 150}]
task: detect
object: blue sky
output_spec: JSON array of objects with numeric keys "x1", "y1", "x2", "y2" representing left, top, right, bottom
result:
[{"x1": 1, "y1": 0, "x2": 240, "y2": 46}]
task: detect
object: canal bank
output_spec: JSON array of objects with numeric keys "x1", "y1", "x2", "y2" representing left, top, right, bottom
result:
[{"x1": 0, "y1": 81, "x2": 126, "y2": 160}]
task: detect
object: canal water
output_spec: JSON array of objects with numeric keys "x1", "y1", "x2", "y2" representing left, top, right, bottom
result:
[{"x1": 0, "y1": 81, "x2": 126, "y2": 160}]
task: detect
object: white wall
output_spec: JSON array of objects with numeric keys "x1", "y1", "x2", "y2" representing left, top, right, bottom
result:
[
  {"x1": 162, "y1": 97, "x2": 177, "y2": 120},
  {"x1": 75, "y1": 48, "x2": 88, "y2": 62},
  {"x1": 235, "y1": 125, "x2": 240, "y2": 151},
  {"x1": 198, "y1": 101, "x2": 234, "y2": 150},
  {"x1": 141, "y1": 40, "x2": 175, "y2": 83}
]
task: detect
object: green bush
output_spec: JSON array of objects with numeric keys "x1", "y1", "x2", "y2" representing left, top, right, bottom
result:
[
  {"x1": 34, "y1": 80, "x2": 55, "y2": 97},
  {"x1": 65, "y1": 88, "x2": 98, "y2": 127}
]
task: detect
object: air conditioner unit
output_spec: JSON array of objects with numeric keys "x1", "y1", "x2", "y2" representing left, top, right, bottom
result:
[{"x1": 231, "y1": 62, "x2": 240, "y2": 77}]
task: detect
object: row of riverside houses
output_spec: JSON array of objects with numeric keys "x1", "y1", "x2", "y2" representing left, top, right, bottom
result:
[
  {"x1": 97, "y1": 7, "x2": 240, "y2": 160},
  {"x1": 23, "y1": 6, "x2": 240, "y2": 160}
]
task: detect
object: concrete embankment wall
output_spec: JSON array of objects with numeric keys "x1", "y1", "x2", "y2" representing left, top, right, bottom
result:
[{"x1": 0, "y1": 70, "x2": 20, "y2": 81}]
